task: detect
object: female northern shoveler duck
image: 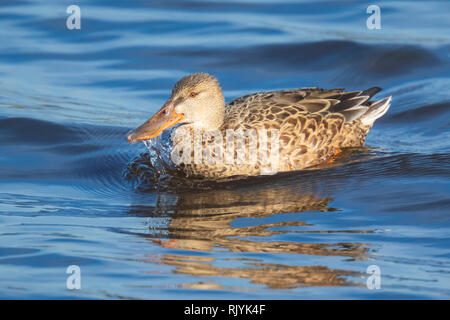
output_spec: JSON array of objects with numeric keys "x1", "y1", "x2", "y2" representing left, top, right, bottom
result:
[{"x1": 127, "y1": 73, "x2": 391, "y2": 178}]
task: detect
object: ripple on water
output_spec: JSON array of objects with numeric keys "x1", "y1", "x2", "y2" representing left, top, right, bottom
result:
[{"x1": 0, "y1": 0, "x2": 449, "y2": 299}]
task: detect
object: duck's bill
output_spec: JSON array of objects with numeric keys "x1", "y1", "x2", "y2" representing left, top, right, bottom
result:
[{"x1": 126, "y1": 104, "x2": 183, "y2": 143}]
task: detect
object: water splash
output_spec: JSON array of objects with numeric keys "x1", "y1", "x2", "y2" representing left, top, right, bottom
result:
[
  {"x1": 142, "y1": 130, "x2": 177, "y2": 174},
  {"x1": 125, "y1": 130, "x2": 193, "y2": 191}
]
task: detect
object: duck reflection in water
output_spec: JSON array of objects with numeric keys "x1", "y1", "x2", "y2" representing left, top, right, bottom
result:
[{"x1": 127, "y1": 161, "x2": 374, "y2": 290}]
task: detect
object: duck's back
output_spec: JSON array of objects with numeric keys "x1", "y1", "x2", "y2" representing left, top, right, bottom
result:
[
  {"x1": 175, "y1": 87, "x2": 391, "y2": 178},
  {"x1": 221, "y1": 87, "x2": 391, "y2": 171}
]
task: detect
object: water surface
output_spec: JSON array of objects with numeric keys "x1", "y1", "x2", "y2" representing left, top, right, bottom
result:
[{"x1": 0, "y1": 0, "x2": 449, "y2": 299}]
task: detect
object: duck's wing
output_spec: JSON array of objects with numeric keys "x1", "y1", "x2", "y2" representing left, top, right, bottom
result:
[
  {"x1": 223, "y1": 87, "x2": 391, "y2": 170},
  {"x1": 225, "y1": 87, "x2": 388, "y2": 125}
]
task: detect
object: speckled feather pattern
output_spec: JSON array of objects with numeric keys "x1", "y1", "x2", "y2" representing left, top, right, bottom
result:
[{"x1": 173, "y1": 87, "x2": 389, "y2": 178}]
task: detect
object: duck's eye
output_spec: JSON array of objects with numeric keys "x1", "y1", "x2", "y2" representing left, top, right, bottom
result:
[{"x1": 189, "y1": 92, "x2": 197, "y2": 98}]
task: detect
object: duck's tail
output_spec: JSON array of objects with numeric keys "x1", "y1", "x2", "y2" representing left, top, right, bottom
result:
[
  {"x1": 328, "y1": 87, "x2": 391, "y2": 125},
  {"x1": 360, "y1": 96, "x2": 392, "y2": 125}
]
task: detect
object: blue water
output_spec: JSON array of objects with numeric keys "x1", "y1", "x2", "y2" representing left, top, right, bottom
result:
[{"x1": 0, "y1": 0, "x2": 449, "y2": 299}]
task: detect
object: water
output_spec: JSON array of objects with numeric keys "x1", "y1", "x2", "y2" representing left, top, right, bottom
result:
[{"x1": 0, "y1": 0, "x2": 449, "y2": 299}]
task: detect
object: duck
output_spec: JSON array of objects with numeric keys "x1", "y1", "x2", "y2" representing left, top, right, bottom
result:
[{"x1": 127, "y1": 72, "x2": 391, "y2": 179}]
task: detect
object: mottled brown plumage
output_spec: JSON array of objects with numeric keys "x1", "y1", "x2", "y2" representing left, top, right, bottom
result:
[{"x1": 128, "y1": 73, "x2": 391, "y2": 179}]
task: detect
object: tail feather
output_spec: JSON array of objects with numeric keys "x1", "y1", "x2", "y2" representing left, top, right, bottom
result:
[
  {"x1": 329, "y1": 95, "x2": 370, "y2": 113},
  {"x1": 360, "y1": 96, "x2": 392, "y2": 125},
  {"x1": 340, "y1": 106, "x2": 369, "y2": 122},
  {"x1": 361, "y1": 87, "x2": 382, "y2": 99}
]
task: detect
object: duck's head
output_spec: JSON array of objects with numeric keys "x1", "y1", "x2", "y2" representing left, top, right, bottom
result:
[{"x1": 127, "y1": 72, "x2": 225, "y2": 143}]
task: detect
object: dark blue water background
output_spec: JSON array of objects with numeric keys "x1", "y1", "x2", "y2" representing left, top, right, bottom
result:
[{"x1": 0, "y1": 0, "x2": 449, "y2": 299}]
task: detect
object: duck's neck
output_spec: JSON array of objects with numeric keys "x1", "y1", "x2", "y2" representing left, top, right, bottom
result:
[
  {"x1": 201, "y1": 92, "x2": 225, "y2": 130},
  {"x1": 206, "y1": 106, "x2": 225, "y2": 130}
]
